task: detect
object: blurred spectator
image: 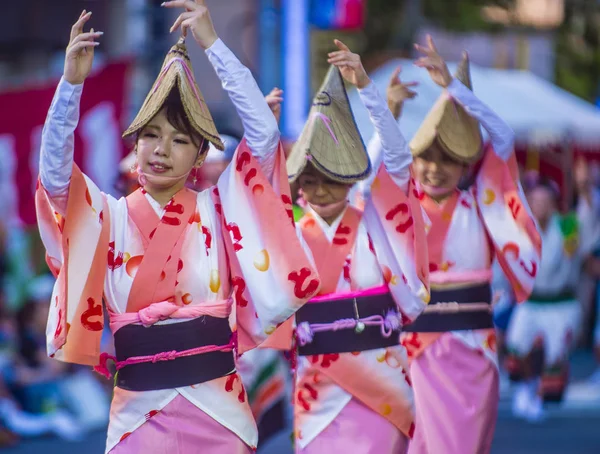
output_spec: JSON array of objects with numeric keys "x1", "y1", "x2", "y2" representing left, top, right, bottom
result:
[
  {"x1": 193, "y1": 133, "x2": 241, "y2": 191},
  {"x1": 0, "y1": 278, "x2": 82, "y2": 442},
  {"x1": 505, "y1": 174, "x2": 584, "y2": 422},
  {"x1": 573, "y1": 158, "x2": 600, "y2": 384}
]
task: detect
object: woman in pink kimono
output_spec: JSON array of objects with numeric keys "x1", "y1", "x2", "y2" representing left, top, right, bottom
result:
[
  {"x1": 366, "y1": 36, "x2": 541, "y2": 454},
  {"x1": 36, "y1": 3, "x2": 320, "y2": 453},
  {"x1": 279, "y1": 40, "x2": 429, "y2": 453}
]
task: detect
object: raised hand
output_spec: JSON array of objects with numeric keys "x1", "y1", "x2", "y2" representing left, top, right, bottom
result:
[
  {"x1": 387, "y1": 66, "x2": 418, "y2": 120},
  {"x1": 414, "y1": 35, "x2": 452, "y2": 88},
  {"x1": 265, "y1": 87, "x2": 283, "y2": 124},
  {"x1": 327, "y1": 40, "x2": 370, "y2": 89},
  {"x1": 64, "y1": 10, "x2": 102, "y2": 85},
  {"x1": 163, "y1": 0, "x2": 218, "y2": 49}
]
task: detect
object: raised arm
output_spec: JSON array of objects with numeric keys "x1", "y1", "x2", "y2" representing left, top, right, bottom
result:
[
  {"x1": 327, "y1": 43, "x2": 414, "y2": 194},
  {"x1": 415, "y1": 36, "x2": 514, "y2": 161},
  {"x1": 359, "y1": 67, "x2": 418, "y2": 196},
  {"x1": 446, "y1": 77, "x2": 514, "y2": 161},
  {"x1": 165, "y1": 0, "x2": 280, "y2": 180},
  {"x1": 39, "y1": 10, "x2": 102, "y2": 213}
]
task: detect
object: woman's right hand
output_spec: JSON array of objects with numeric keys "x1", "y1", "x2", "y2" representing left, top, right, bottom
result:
[
  {"x1": 63, "y1": 10, "x2": 102, "y2": 85},
  {"x1": 386, "y1": 66, "x2": 418, "y2": 120}
]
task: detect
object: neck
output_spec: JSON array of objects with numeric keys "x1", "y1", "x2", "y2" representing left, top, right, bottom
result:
[
  {"x1": 144, "y1": 181, "x2": 187, "y2": 208},
  {"x1": 427, "y1": 190, "x2": 456, "y2": 205},
  {"x1": 137, "y1": 165, "x2": 191, "y2": 207},
  {"x1": 420, "y1": 183, "x2": 457, "y2": 204}
]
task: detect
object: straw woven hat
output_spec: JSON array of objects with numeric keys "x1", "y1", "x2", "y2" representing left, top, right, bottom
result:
[
  {"x1": 409, "y1": 53, "x2": 482, "y2": 163},
  {"x1": 123, "y1": 36, "x2": 224, "y2": 151},
  {"x1": 287, "y1": 65, "x2": 371, "y2": 183}
]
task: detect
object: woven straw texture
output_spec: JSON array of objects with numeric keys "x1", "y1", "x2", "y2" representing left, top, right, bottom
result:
[
  {"x1": 123, "y1": 37, "x2": 224, "y2": 151},
  {"x1": 409, "y1": 53, "x2": 482, "y2": 163},
  {"x1": 287, "y1": 66, "x2": 370, "y2": 183}
]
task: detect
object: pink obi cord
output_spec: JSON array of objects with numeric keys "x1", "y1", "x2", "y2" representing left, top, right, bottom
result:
[
  {"x1": 94, "y1": 299, "x2": 234, "y2": 379},
  {"x1": 296, "y1": 286, "x2": 401, "y2": 347}
]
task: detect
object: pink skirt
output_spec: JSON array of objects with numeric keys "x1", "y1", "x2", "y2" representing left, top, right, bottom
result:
[
  {"x1": 408, "y1": 334, "x2": 498, "y2": 454},
  {"x1": 109, "y1": 394, "x2": 252, "y2": 454},
  {"x1": 297, "y1": 398, "x2": 408, "y2": 454}
]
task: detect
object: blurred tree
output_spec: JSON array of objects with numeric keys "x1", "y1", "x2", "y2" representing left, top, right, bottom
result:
[
  {"x1": 555, "y1": 0, "x2": 600, "y2": 102},
  {"x1": 422, "y1": 0, "x2": 513, "y2": 32},
  {"x1": 361, "y1": 0, "x2": 514, "y2": 66}
]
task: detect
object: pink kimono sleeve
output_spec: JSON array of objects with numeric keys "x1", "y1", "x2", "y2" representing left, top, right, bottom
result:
[
  {"x1": 215, "y1": 139, "x2": 320, "y2": 354},
  {"x1": 364, "y1": 163, "x2": 430, "y2": 323},
  {"x1": 475, "y1": 147, "x2": 541, "y2": 302},
  {"x1": 36, "y1": 164, "x2": 110, "y2": 365}
]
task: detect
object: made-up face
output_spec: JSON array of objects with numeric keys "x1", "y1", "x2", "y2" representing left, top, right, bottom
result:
[
  {"x1": 297, "y1": 164, "x2": 352, "y2": 223},
  {"x1": 413, "y1": 140, "x2": 466, "y2": 202},
  {"x1": 136, "y1": 108, "x2": 201, "y2": 191}
]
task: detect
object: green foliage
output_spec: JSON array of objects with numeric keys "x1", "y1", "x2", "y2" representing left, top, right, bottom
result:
[
  {"x1": 421, "y1": 0, "x2": 513, "y2": 32},
  {"x1": 554, "y1": 1, "x2": 600, "y2": 102}
]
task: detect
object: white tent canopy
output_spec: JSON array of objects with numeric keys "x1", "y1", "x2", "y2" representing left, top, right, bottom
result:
[{"x1": 347, "y1": 59, "x2": 600, "y2": 148}]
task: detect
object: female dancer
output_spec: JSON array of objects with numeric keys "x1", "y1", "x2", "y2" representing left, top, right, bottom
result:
[
  {"x1": 281, "y1": 40, "x2": 429, "y2": 453},
  {"x1": 36, "y1": 2, "x2": 319, "y2": 452},
  {"x1": 367, "y1": 36, "x2": 541, "y2": 454}
]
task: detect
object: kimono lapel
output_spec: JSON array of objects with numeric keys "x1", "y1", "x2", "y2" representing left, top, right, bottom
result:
[
  {"x1": 300, "y1": 206, "x2": 362, "y2": 295},
  {"x1": 421, "y1": 190, "x2": 460, "y2": 270},
  {"x1": 125, "y1": 188, "x2": 197, "y2": 312}
]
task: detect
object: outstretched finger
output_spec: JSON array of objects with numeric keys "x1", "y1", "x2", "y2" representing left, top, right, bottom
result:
[
  {"x1": 68, "y1": 41, "x2": 100, "y2": 55},
  {"x1": 162, "y1": 0, "x2": 199, "y2": 11},
  {"x1": 70, "y1": 11, "x2": 92, "y2": 42},
  {"x1": 169, "y1": 11, "x2": 195, "y2": 33},
  {"x1": 426, "y1": 34, "x2": 438, "y2": 53},
  {"x1": 333, "y1": 39, "x2": 350, "y2": 52},
  {"x1": 390, "y1": 66, "x2": 402, "y2": 85},
  {"x1": 70, "y1": 30, "x2": 104, "y2": 46},
  {"x1": 403, "y1": 81, "x2": 419, "y2": 87},
  {"x1": 414, "y1": 57, "x2": 437, "y2": 69},
  {"x1": 327, "y1": 50, "x2": 352, "y2": 59},
  {"x1": 327, "y1": 54, "x2": 354, "y2": 64},
  {"x1": 180, "y1": 17, "x2": 196, "y2": 37},
  {"x1": 413, "y1": 43, "x2": 432, "y2": 57}
]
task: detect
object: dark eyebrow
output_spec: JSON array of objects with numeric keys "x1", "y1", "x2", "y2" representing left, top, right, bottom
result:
[{"x1": 144, "y1": 124, "x2": 160, "y2": 131}]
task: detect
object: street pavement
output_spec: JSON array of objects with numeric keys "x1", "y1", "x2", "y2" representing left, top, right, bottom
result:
[{"x1": 5, "y1": 351, "x2": 600, "y2": 454}]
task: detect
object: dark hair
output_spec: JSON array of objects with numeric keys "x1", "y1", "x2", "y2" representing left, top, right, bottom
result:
[{"x1": 163, "y1": 89, "x2": 208, "y2": 152}]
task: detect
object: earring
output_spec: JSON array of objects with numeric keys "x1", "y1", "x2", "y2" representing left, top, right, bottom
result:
[
  {"x1": 192, "y1": 167, "x2": 198, "y2": 185},
  {"x1": 130, "y1": 147, "x2": 138, "y2": 173}
]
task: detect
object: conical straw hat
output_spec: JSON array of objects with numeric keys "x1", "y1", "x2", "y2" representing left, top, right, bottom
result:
[
  {"x1": 409, "y1": 52, "x2": 482, "y2": 163},
  {"x1": 123, "y1": 36, "x2": 224, "y2": 151},
  {"x1": 287, "y1": 66, "x2": 371, "y2": 183}
]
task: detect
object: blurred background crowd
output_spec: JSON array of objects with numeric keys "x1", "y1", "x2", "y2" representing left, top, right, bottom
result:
[{"x1": 2, "y1": 1, "x2": 600, "y2": 452}]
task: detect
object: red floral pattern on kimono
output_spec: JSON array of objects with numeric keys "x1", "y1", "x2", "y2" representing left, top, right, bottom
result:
[{"x1": 36, "y1": 140, "x2": 320, "y2": 453}]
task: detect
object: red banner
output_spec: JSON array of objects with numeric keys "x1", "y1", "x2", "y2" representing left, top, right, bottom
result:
[{"x1": 0, "y1": 61, "x2": 130, "y2": 226}]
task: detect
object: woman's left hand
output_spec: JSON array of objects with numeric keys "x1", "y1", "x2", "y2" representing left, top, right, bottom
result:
[
  {"x1": 414, "y1": 35, "x2": 453, "y2": 88},
  {"x1": 327, "y1": 40, "x2": 370, "y2": 89},
  {"x1": 265, "y1": 87, "x2": 283, "y2": 124},
  {"x1": 163, "y1": 0, "x2": 218, "y2": 49}
]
